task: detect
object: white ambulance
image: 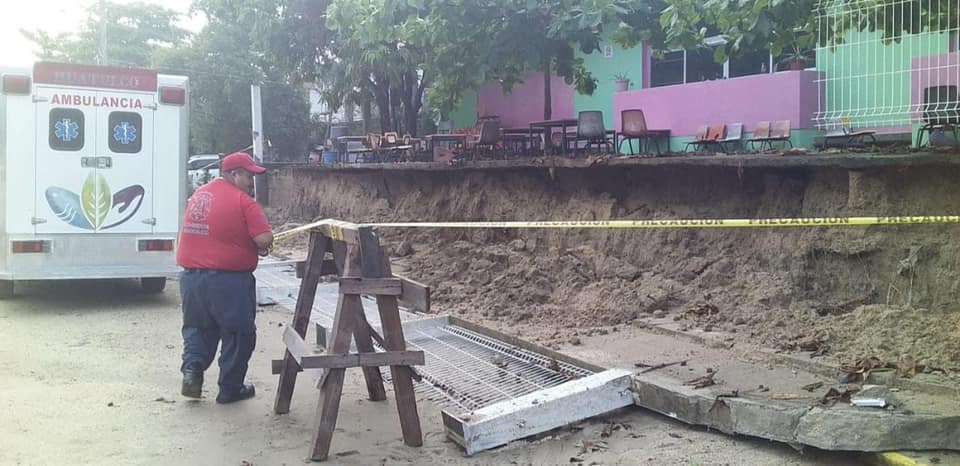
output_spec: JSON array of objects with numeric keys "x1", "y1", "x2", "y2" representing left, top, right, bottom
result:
[{"x1": 0, "y1": 62, "x2": 189, "y2": 297}]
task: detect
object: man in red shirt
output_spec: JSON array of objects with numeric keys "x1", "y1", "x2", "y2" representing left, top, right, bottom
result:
[{"x1": 177, "y1": 152, "x2": 274, "y2": 403}]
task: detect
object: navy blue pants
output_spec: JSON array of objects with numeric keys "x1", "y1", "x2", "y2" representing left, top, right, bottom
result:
[{"x1": 180, "y1": 269, "x2": 257, "y2": 397}]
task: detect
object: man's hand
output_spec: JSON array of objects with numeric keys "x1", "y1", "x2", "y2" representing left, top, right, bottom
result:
[{"x1": 253, "y1": 231, "x2": 274, "y2": 256}]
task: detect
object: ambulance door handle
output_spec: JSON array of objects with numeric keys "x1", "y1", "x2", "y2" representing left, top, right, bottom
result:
[
  {"x1": 32, "y1": 95, "x2": 48, "y2": 103},
  {"x1": 142, "y1": 218, "x2": 157, "y2": 225},
  {"x1": 31, "y1": 217, "x2": 47, "y2": 225},
  {"x1": 144, "y1": 103, "x2": 158, "y2": 110}
]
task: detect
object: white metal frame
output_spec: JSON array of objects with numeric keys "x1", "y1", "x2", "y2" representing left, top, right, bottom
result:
[{"x1": 814, "y1": 0, "x2": 960, "y2": 129}]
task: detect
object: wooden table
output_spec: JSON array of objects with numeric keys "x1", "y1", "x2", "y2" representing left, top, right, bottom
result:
[
  {"x1": 501, "y1": 127, "x2": 544, "y2": 155},
  {"x1": 425, "y1": 134, "x2": 469, "y2": 151},
  {"x1": 530, "y1": 119, "x2": 578, "y2": 156},
  {"x1": 335, "y1": 136, "x2": 369, "y2": 162}
]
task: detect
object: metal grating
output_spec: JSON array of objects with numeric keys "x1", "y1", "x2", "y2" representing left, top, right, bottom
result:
[{"x1": 255, "y1": 262, "x2": 596, "y2": 415}]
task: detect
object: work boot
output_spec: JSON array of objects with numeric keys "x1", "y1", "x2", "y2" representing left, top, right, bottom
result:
[
  {"x1": 216, "y1": 384, "x2": 255, "y2": 404},
  {"x1": 181, "y1": 371, "x2": 203, "y2": 399}
]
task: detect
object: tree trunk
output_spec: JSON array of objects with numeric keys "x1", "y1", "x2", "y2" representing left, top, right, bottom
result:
[
  {"x1": 543, "y1": 59, "x2": 552, "y2": 120},
  {"x1": 373, "y1": 75, "x2": 391, "y2": 134},
  {"x1": 361, "y1": 98, "x2": 372, "y2": 134},
  {"x1": 399, "y1": 70, "x2": 422, "y2": 136}
]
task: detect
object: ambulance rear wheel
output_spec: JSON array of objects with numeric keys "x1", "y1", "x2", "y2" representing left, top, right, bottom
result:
[
  {"x1": 0, "y1": 280, "x2": 13, "y2": 299},
  {"x1": 141, "y1": 277, "x2": 166, "y2": 294}
]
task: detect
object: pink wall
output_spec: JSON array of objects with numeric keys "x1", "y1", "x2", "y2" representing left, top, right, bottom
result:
[
  {"x1": 911, "y1": 52, "x2": 960, "y2": 120},
  {"x1": 476, "y1": 72, "x2": 575, "y2": 128},
  {"x1": 614, "y1": 70, "x2": 823, "y2": 137}
]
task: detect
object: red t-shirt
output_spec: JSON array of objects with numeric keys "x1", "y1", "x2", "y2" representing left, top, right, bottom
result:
[{"x1": 177, "y1": 179, "x2": 272, "y2": 272}]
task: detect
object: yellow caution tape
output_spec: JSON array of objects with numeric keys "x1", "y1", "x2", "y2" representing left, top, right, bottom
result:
[{"x1": 272, "y1": 216, "x2": 960, "y2": 243}]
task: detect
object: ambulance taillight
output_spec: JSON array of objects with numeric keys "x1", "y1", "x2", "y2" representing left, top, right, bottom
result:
[
  {"x1": 159, "y1": 86, "x2": 185, "y2": 105},
  {"x1": 11, "y1": 240, "x2": 49, "y2": 254},
  {"x1": 2, "y1": 74, "x2": 31, "y2": 95}
]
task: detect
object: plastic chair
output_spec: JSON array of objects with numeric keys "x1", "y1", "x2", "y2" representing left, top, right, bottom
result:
[
  {"x1": 748, "y1": 121, "x2": 772, "y2": 151},
  {"x1": 684, "y1": 125, "x2": 710, "y2": 152},
  {"x1": 618, "y1": 109, "x2": 648, "y2": 154},
  {"x1": 568, "y1": 111, "x2": 615, "y2": 157},
  {"x1": 473, "y1": 120, "x2": 501, "y2": 160}
]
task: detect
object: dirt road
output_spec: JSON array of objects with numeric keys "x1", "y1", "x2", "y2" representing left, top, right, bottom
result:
[{"x1": 0, "y1": 279, "x2": 863, "y2": 465}]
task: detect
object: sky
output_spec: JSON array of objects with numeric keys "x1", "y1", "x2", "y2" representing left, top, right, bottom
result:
[{"x1": 0, "y1": 0, "x2": 204, "y2": 66}]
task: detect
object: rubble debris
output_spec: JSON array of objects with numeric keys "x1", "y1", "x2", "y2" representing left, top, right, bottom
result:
[
  {"x1": 851, "y1": 385, "x2": 897, "y2": 409},
  {"x1": 394, "y1": 240, "x2": 413, "y2": 257},
  {"x1": 637, "y1": 360, "x2": 688, "y2": 374},
  {"x1": 683, "y1": 303, "x2": 719, "y2": 318},
  {"x1": 820, "y1": 387, "x2": 858, "y2": 406},
  {"x1": 801, "y1": 382, "x2": 824, "y2": 392},
  {"x1": 683, "y1": 371, "x2": 717, "y2": 389}
]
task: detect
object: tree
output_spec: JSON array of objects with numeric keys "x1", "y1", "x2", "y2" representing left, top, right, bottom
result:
[
  {"x1": 415, "y1": 0, "x2": 638, "y2": 121},
  {"x1": 22, "y1": 1, "x2": 189, "y2": 67},
  {"x1": 323, "y1": 0, "x2": 430, "y2": 135},
  {"x1": 648, "y1": 0, "x2": 960, "y2": 64},
  {"x1": 155, "y1": 0, "x2": 312, "y2": 160}
]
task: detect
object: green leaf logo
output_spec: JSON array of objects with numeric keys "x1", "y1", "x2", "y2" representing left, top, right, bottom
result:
[{"x1": 81, "y1": 172, "x2": 112, "y2": 230}]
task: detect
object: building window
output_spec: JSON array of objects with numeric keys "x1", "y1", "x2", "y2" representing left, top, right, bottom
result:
[
  {"x1": 730, "y1": 49, "x2": 771, "y2": 77},
  {"x1": 686, "y1": 47, "x2": 725, "y2": 83},
  {"x1": 650, "y1": 50, "x2": 684, "y2": 87}
]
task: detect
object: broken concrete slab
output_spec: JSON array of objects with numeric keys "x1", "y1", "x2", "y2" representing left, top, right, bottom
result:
[
  {"x1": 632, "y1": 371, "x2": 809, "y2": 445},
  {"x1": 796, "y1": 407, "x2": 960, "y2": 451},
  {"x1": 633, "y1": 371, "x2": 960, "y2": 452}
]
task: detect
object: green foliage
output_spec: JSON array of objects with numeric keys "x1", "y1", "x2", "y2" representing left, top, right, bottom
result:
[
  {"x1": 25, "y1": 0, "x2": 313, "y2": 161},
  {"x1": 395, "y1": 0, "x2": 638, "y2": 120},
  {"x1": 649, "y1": 0, "x2": 960, "y2": 63},
  {"x1": 21, "y1": 1, "x2": 189, "y2": 67}
]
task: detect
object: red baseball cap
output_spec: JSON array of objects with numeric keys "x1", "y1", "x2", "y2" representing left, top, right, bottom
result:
[{"x1": 221, "y1": 152, "x2": 266, "y2": 174}]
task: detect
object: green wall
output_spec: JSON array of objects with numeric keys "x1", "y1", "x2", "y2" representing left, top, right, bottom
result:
[
  {"x1": 449, "y1": 89, "x2": 477, "y2": 129},
  {"x1": 574, "y1": 37, "x2": 645, "y2": 129},
  {"x1": 818, "y1": 30, "x2": 949, "y2": 129}
]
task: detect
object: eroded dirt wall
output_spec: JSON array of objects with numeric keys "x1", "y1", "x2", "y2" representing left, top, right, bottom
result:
[{"x1": 268, "y1": 165, "x2": 960, "y2": 369}]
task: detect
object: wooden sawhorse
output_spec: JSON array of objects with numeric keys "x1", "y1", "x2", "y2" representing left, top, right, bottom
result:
[{"x1": 272, "y1": 221, "x2": 425, "y2": 461}]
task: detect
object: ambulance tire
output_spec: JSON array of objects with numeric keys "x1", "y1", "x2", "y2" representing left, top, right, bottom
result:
[
  {"x1": 0, "y1": 280, "x2": 13, "y2": 299},
  {"x1": 140, "y1": 277, "x2": 167, "y2": 294}
]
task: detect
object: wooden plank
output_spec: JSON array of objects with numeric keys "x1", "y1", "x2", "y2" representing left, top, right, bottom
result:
[
  {"x1": 300, "y1": 351, "x2": 425, "y2": 369},
  {"x1": 274, "y1": 232, "x2": 330, "y2": 415},
  {"x1": 359, "y1": 226, "x2": 423, "y2": 448},
  {"x1": 272, "y1": 359, "x2": 303, "y2": 375},
  {"x1": 272, "y1": 351, "x2": 424, "y2": 373},
  {"x1": 309, "y1": 243, "x2": 363, "y2": 461},
  {"x1": 443, "y1": 369, "x2": 634, "y2": 456},
  {"x1": 335, "y1": 241, "x2": 387, "y2": 401},
  {"x1": 311, "y1": 367, "x2": 346, "y2": 461},
  {"x1": 295, "y1": 259, "x2": 338, "y2": 278},
  {"x1": 315, "y1": 322, "x2": 327, "y2": 348},
  {"x1": 320, "y1": 220, "x2": 361, "y2": 245},
  {"x1": 331, "y1": 240, "x2": 347, "y2": 275},
  {"x1": 339, "y1": 277, "x2": 402, "y2": 296},
  {"x1": 352, "y1": 313, "x2": 388, "y2": 400},
  {"x1": 281, "y1": 325, "x2": 309, "y2": 365},
  {"x1": 396, "y1": 274, "x2": 431, "y2": 313}
]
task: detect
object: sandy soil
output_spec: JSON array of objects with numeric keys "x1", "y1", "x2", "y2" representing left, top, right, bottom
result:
[
  {"x1": 266, "y1": 163, "x2": 960, "y2": 375},
  {"x1": 0, "y1": 278, "x2": 866, "y2": 466}
]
